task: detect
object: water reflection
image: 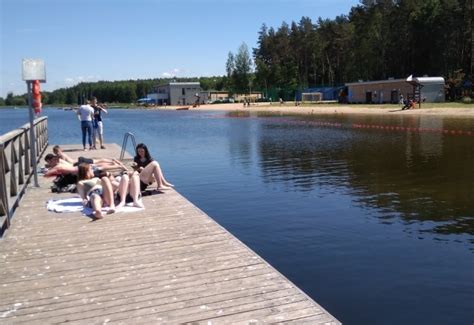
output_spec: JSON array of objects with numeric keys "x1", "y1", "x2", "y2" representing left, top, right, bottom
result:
[{"x1": 230, "y1": 113, "x2": 474, "y2": 242}]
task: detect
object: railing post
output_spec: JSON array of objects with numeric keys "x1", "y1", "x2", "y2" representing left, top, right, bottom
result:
[
  {"x1": 9, "y1": 140, "x2": 18, "y2": 197},
  {"x1": 0, "y1": 143, "x2": 10, "y2": 230},
  {"x1": 18, "y1": 133, "x2": 25, "y2": 185},
  {"x1": 24, "y1": 128, "x2": 31, "y2": 175}
]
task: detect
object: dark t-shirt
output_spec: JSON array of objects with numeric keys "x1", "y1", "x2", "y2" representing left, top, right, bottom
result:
[
  {"x1": 134, "y1": 156, "x2": 153, "y2": 169},
  {"x1": 91, "y1": 105, "x2": 102, "y2": 122}
]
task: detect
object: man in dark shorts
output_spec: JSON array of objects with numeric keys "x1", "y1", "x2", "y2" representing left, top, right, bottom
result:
[{"x1": 90, "y1": 97, "x2": 108, "y2": 149}]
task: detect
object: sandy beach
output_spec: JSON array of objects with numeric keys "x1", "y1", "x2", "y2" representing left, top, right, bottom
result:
[{"x1": 154, "y1": 102, "x2": 474, "y2": 118}]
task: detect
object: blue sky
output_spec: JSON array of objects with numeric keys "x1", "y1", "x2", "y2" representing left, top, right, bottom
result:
[{"x1": 0, "y1": 0, "x2": 360, "y2": 97}]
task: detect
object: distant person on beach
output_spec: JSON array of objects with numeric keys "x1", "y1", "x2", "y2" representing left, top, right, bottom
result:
[
  {"x1": 194, "y1": 93, "x2": 200, "y2": 108},
  {"x1": 401, "y1": 98, "x2": 415, "y2": 110},
  {"x1": 90, "y1": 96, "x2": 108, "y2": 149},
  {"x1": 77, "y1": 100, "x2": 94, "y2": 151},
  {"x1": 133, "y1": 143, "x2": 174, "y2": 192}
]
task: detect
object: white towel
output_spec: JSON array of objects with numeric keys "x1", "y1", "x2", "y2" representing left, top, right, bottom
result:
[
  {"x1": 47, "y1": 197, "x2": 83, "y2": 213},
  {"x1": 46, "y1": 197, "x2": 144, "y2": 214}
]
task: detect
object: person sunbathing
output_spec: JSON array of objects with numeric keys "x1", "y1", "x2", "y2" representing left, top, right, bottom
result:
[
  {"x1": 44, "y1": 153, "x2": 125, "y2": 178},
  {"x1": 76, "y1": 162, "x2": 116, "y2": 219},
  {"x1": 52, "y1": 145, "x2": 116, "y2": 166}
]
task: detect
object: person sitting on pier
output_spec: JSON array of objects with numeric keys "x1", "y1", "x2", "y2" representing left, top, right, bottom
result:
[
  {"x1": 104, "y1": 158, "x2": 145, "y2": 209},
  {"x1": 113, "y1": 170, "x2": 145, "y2": 209},
  {"x1": 133, "y1": 143, "x2": 174, "y2": 192},
  {"x1": 77, "y1": 162, "x2": 116, "y2": 219}
]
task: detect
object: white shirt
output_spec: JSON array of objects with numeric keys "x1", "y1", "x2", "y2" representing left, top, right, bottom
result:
[{"x1": 78, "y1": 105, "x2": 94, "y2": 121}]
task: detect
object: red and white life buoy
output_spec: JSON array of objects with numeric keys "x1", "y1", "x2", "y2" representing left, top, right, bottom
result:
[{"x1": 32, "y1": 80, "x2": 42, "y2": 114}]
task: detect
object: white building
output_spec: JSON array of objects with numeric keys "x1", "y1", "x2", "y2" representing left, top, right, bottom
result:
[{"x1": 147, "y1": 82, "x2": 207, "y2": 106}]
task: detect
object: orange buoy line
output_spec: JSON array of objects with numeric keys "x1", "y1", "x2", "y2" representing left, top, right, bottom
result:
[
  {"x1": 351, "y1": 123, "x2": 473, "y2": 136},
  {"x1": 273, "y1": 118, "x2": 473, "y2": 137}
]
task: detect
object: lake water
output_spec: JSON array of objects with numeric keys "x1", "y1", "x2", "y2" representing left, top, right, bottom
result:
[{"x1": 1, "y1": 107, "x2": 473, "y2": 324}]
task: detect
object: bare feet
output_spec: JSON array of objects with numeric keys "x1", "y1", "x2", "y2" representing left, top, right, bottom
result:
[
  {"x1": 157, "y1": 185, "x2": 172, "y2": 191},
  {"x1": 116, "y1": 202, "x2": 125, "y2": 210},
  {"x1": 94, "y1": 210, "x2": 103, "y2": 219},
  {"x1": 133, "y1": 200, "x2": 144, "y2": 209},
  {"x1": 112, "y1": 158, "x2": 127, "y2": 171},
  {"x1": 164, "y1": 182, "x2": 174, "y2": 187}
]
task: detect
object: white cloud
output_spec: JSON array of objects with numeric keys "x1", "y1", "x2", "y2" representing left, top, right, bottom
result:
[
  {"x1": 161, "y1": 68, "x2": 181, "y2": 78},
  {"x1": 64, "y1": 75, "x2": 101, "y2": 85}
]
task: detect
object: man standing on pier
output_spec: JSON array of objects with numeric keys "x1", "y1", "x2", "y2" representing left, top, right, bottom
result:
[
  {"x1": 90, "y1": 96, "x2": 108, "y2": 149},
  {"x1": 76, "y1": 100, "x2": 94, "y2": 151}
]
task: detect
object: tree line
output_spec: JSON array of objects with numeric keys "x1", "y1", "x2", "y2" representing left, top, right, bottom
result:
[
  {"x1": 0, "y1": 77, "x2": 227, "y2": 106},
  {"x1": 251, "y1": 0, "x2": 472, "y2": 98}
]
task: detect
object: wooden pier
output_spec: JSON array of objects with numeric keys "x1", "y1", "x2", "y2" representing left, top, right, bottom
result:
[{"x1": 0, "y1": 143, "x2": 340, "y2": 324}]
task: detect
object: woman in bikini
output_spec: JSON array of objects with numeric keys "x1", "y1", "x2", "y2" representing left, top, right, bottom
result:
[{"x1": 76, "y1": 162, "x2": 116, "y2": 219}]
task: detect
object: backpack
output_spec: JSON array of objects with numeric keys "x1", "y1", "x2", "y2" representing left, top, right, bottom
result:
[{"x1": 51, "y1": 174, "x2": 78, "y2": 193}]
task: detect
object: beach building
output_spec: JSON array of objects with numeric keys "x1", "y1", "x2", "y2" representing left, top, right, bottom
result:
[
  {"x1": 346, "y1": 77, "x2": 445, "y2": 104},
  {"x1": 147, "y1": 82, "x2": 208, "y2": 106},
  {"x1": 233, "y1": 91, "x2": 263, "y2": 102},
  {"x1": 297, "y1": 86, "x2": 345, "y2": 102},
  {"x1": 205, "y1": 91, "x2": 231, "y2": 103}
]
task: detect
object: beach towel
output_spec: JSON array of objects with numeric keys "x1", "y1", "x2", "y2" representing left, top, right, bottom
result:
[{"x1": 46, "y1": 197, "x2": 144, "y2": 214}]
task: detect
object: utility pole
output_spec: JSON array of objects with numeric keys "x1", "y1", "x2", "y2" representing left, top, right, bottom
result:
[
  {"x1": 471, "y1": 0, "x2": 473, "y2": 76},
  {"x1": 22, "y1": 59, "x2": 46, "y2": 188}
]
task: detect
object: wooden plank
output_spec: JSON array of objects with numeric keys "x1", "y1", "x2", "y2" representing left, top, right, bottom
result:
[{"x1": 0, "y1": 143, "x2": 340, "y2": 324}]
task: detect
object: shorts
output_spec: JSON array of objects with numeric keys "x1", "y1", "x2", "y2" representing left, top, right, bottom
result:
[
  {"x1": 74, "y1": 156, "x2": 94, "y2": 166},
  {"x1": 115, "y1": 191, "x2": 142, "y2": 204},
  {"x1": 94, "y1": 121, "x2": 104, "y2": 135},
  {"x1": 140, "y1": 180, "x2": 150, "y2": 192},
  {"x1": 87, "y1": 187, "x2": 103, "y2": 207},
  {"x1": 115, "y1": 193, "x2": 133, "y2": 204},
  {"x1": 89, "y1": 187, "x2": 103, "y2": 197}
]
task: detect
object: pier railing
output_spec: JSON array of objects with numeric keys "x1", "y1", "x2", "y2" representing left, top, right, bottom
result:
[{"x1": 0, "y1": 116, "x2": 48, "y2": 236}]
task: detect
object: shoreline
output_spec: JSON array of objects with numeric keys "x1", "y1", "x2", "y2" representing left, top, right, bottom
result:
[
  {"x1": 6, "y1": 103, "x2": 474, "y2": 119},
  {"x1": 152, "y1": 102, "x2": 474, "y2": 118}
]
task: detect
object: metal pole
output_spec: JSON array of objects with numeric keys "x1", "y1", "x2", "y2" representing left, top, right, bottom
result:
[
  {"x1": 471, "y1": 0, "x2": 473, "y2": 76},
  {"x1": 27, "y1": 81, "x2": 39, "y2": 187}
]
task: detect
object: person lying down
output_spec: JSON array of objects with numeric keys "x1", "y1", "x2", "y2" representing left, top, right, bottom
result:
[
  {"x1": 43, "y1": 152, "x2": 125, "y2": 178},
  {"x1": 76, "y1": 162, "x2": 144, "y2": 219}
]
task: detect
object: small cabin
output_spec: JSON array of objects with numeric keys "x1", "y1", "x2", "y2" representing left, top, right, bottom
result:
[{"x1": 346, "y1": 77, "x2": 445, "y2": 104}]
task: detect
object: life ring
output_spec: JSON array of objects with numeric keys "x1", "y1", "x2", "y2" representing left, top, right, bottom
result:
[{"x1": 32, "y1": 80, "x2": 42, "y2": 114}]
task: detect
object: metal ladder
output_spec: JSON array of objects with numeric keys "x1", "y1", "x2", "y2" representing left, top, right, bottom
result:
[{"x1": 120, "y1": 132, "x2": 137, "y2": 160}]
